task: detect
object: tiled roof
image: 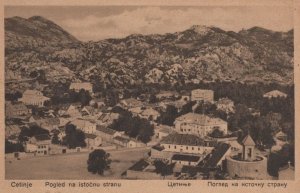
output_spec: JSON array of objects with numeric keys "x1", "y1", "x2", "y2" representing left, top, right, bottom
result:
[
  {"x1": 242, "y1": 134, "x2": 256, "y2": 146},
  {"x1": 23, "y1": 89, "x2": 41, "y2": 96},
  {"x1": 141, "y1": 108, "x2": 160, "y2": 116},
  {"x1": 44, "y1": 117, "x2": 60, "y2": 125},
  {"x1": 96, "y1": 125, "x2": 116, "y2": 135},
  {"x1": 85, "y1": 133, "x2": 98, "y2": 139},
  {"x1": 192, "y1": 89, "x2": 213, "y2": 93},
  {"x1": 34, "y1": 134, "x2": 51, "y2": 141},
  {"x1": 70, "y1": 82, "x2": 92, "y2": 89},
  {"x1": 217, "y1": 98, "x2": 234, "y2": 105},
  {"x1": 172, "y1": 154, "x2": 200, "y2": 162},
  {"x1": 152, "y1": 145, "x2": 164, "y2": 151},
  {"x1": 204, "y1": 143, "x2": 230, "y2": 168},
  {"x1": 128, "y1": 159, "x2": 149, "y2": 171},
  {"x1": 82, "y1": 106, "x2": 95, "y2": 113},
  {"x1": 175, "y1": 113, "x2": 227, "y2": 125},
  {"x1": 161, "y1": 133, "x2": 205, "y2": 146},
  {"x1": 6, "y1": 102, "x2": 28, "y2": 111},
  {"x1": 264, "y1": 90, "x2": 287, "y2": 97},
  {"x1": 114, "y1": 136, "x2": 130, "y2": 143}
]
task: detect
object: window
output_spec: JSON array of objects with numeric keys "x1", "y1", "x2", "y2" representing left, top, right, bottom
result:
[
  {"x1": 248, "y1": 148, "x2": 252, "y2": 158},
  {"x1": 192, "y1": 147, "x2": 194, "y2": 150},
  {"x1": 186, "y1": 146, "x2": 188, "y2": 150},
  {"x1": 174, "y1": 145, "x2": 177, "y2": 149}
]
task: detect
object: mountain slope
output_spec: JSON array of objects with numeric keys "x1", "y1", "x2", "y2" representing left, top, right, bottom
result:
[
  {"x1": 5, "y1": 16, "x2": 294, "y2": 85},
  {"x1": 5, "y1": 16, "x2": 79, "y2": 50}
]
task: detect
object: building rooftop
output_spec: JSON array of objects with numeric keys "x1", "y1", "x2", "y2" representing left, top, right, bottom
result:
[
  {"x1": 85, "y1": 133, "x2": 98, "y2": 139},
  {"x1": 96, "y1": 125, "x2": 116, "y2": 135},
  {"x1": 114, "y1": 136, "x2": 130, "y2": 143},
  {"x1": 70, "y1": 82, "x2": 92, "y2": 89},
  {"x1": 217, "y1": 98, "x2": 234, "y2": 105},
  {"x1": 172, "y1": 154, "x2": 200, "y2": 162},
  {"x1": 192, "y1": 89, "x2": 213, "y2": 93},
  {"x1": 161, "y1": 133, "x2": 205, "y2": 146},
  {"x1": 23, "y1": 89, "x2": 42, "y2": 96},
  {"x1": 6, "y1": 102, "x2": 28, "y2": 111},
  {"x1": 175, "y1": 113, "x2": 227, "y2": 125},
  {"x1": 152, "y1": 145, "x2": 165, "y2": 151},
  {"x1": 203, "y1": 143, "x2": 230, "y2": 168},
  {"x1": 242, "y1": 134, "x2": 256, "y2": 146},
  {"x1": 128, "y1": 159, "x2": 149, "y2": 171},
  {"x1": 33, "y1": 134, "x2": 51, "y2": 141}
]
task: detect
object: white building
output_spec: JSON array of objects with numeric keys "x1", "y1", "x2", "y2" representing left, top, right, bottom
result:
[
  {"x1": 70, "y1": 82, "x2": 93, "y2": 93},
  {"x1": 71, "y1": 119, "x2": 97, "y2": 134},
  {"x1": 151, "y1": 133, "x2": 214, "y2": 164},
  {"x1": 160, "y1": 133, "x2": 213, "y2": 155},
  {"x1": 19, "y1": 90, "x2": 50, "y2": 107},
  {"x1": 120, "y1": 98, "x2": 143, "y2": 109},
  {"x1": 216, "y1": 98, "x2": 234, "y2": 113},
  {"x1": 263, "y1": 90, "x2": 287, "y2": 99},
  {"x1": 25, "y1": 134, "x2": 51, "y2": 156},
  {"x1": 191, "y1": 89, "x2": 214, "y2": 102},
  {"x1": 174, "y1": 113, "x2": 227, "y2": 137},
  {"x1": 5, "y1": 101, "x2": 31, "y2": 118}
]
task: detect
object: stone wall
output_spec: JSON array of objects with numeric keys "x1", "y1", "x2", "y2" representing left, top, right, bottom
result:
[{"x1": 226, "y1": 155, "x2": 268, "y2": 179}]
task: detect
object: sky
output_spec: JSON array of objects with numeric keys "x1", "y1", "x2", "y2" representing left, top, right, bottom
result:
[{"x1": 5, "y1": 6, "x2": 294, "y2": 41}]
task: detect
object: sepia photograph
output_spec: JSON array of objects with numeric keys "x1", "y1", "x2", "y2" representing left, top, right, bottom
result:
[{"x1": 4, "y1": 5, "x2": 295, "y2": 181}]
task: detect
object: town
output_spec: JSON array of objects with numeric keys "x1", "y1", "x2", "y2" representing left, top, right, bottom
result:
[
  {"x1": 4, "y1": 9, "x2": 295, "y2": 180},
  {"x1": 5, "y1": 78, "x2": 294, "y2": 180}
]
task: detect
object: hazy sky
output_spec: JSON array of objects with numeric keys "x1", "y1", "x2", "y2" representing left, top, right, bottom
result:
[{"x1": 5, "y1": 6, "x2": 293, "y2": 41}]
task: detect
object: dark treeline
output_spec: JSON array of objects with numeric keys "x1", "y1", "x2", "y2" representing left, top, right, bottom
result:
[{"x1": 110, "y1": 106, "x2": 154, "y2": 143}]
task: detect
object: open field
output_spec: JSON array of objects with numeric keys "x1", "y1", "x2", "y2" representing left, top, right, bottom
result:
[{"x1": 5, "y1": 147, "x2": 149, "y2": 180}]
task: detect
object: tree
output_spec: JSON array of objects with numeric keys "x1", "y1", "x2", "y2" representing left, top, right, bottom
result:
[
  {"x1": 18, "y1": 125, "x2": 49, "y2": 143},
  {"x1": 137, "y1": 119, "x2": 155, "y2": 143},
  {"x1": 51, "y1": 133, "x2": 60, "y2": 144},
  {"x1": 5, "y1": 139, "x2": 24, "y2": 153},
  {"x1": 105, "y1": 90, "x2": 119, "y2": 107},
  {"x1": 149, "y1": 94, "x2": 158, "y2": 103},
  {"x1": 154, "y1": 160, "x2": 174, "y2": 177},
  {"x1": 180, "y1": 101, "x2": 196, "y2": 115},
  {"x1": 78, "y1": 89, "x2": 92, "y2": 106},
  {"x1": 62, "y1": 124, "x2": 86, "y2": 148},
  {"x1": 110, "y1": 108, "x2": 154, "y2": 143},
  {"x1": 5, "y1": 91, "x2": 22, "y2": 101},
  {"x1": 157, "y1": 105, "x2": 178, "y2": 126},
  {"x1": 87, "y1": 149, "x2": 111, "y2": 175},
  {"x1": 194, "y1": 101, "x2": 217, "y2": 115},
  {"x1": 209, "y1": 127, "x2": 224, "y2": 138},
  {"x1": 29, "y1": 71, "x2": 39, "y2": 78}
]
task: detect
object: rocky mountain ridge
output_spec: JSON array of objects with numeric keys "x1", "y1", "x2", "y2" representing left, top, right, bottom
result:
[{"x1": 5, "y1": 16, "x2": 294, "y2": 86}]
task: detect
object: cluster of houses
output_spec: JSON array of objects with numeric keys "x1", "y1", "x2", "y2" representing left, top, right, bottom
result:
[
  {"x1": 5, "y1": 82, "x2": 148, "y2": 157},
  {"x1": 125, "y1": 89, "x2": 290, "y2": 179},
  {"x1": 5, "y1": 81, "x2": 291, "y2": 179}
]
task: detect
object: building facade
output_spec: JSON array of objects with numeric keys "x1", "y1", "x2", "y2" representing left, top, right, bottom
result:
[
  {"x1": 69, "y1": 82, "x2": 93, "y2": 93},
  {"x1": 19, "y1": 90, "x2": 49, "y2": 107},
  {"x1": 174, "y1": 113, "x2": 227, "y2": 137},
  {"x1": 191, "y1": 89, "x2": 214, "y2": 102},
  {"x1": 5, "y1": 102, "x2": 31, "y2": 118}
]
